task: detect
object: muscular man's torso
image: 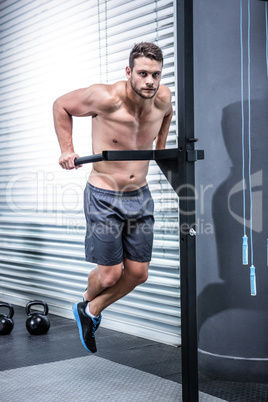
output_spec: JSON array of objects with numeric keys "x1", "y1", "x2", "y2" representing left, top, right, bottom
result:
[{"x1": 88, "y1": 81, "x2": 169, "y2": 191}]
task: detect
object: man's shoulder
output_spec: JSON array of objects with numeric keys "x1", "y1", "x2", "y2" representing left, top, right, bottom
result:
[
  {"x1": 155, "y1": 85, "x2": 172, "y2": 108},
  {"x1": 87, "y1": 81, "x2": 126, "y2": 97},
  {"x1": 157, "y1": 85, "x2": 172, "y2": 101},
  {"x1": 84, "y1": 82, "x2": 125, "y2": 111}
]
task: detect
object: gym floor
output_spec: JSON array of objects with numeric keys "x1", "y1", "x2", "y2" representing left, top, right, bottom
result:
[{"x1": 1, "y1": 305, "x2": 268, "y2": 402}]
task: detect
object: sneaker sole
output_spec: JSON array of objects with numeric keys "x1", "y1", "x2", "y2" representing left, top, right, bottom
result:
[{"x1": 73, "y1": 302, "x2": 93, "y2": 353}]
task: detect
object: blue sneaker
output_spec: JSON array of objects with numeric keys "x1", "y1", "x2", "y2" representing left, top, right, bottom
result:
[{"x1": 73, "y1": 301, "x2": 101, "y2": 353}]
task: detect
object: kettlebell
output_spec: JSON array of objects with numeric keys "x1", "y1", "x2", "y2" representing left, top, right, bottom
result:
[
  {"x1": 0, "y1": 302, "x2": 14, "y2": 335},
  {"x1": 25, "y1": 300, "x2": 50, "y2": 335}
]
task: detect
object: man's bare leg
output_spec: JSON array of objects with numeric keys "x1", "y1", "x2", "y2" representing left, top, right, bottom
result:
[
  {"x1": 85, "y1": 263, "x2": 123, "y2": 303},
  {"x1": 86, "y1": 258, "x2": 149, "y2": 317},
  {"x1": 74, "y1": 260, "x2": 149, "y2": 353}
]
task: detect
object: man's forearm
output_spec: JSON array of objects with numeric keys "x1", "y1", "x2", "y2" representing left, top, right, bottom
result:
[{"x1": 53, "y1": 99, "x2": 74, "y2": 153}]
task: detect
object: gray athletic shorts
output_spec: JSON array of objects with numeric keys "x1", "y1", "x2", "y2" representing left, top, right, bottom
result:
[{"x1": 84, "y1": 182, "x2": 154, "y2": 266}]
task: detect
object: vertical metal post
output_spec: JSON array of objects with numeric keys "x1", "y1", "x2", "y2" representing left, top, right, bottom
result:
[{"x1": 176, "y1": 0, "x2": 199, "y2": 401}]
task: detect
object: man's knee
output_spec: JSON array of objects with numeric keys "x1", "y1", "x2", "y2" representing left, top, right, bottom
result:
[
  {"x1": 135, "y1": 268, "x2": 148, "y2": 285},
  {"x1": 98, "y1": 264, "x2": 123, "y2": 288},
  {"x1": 124, "y1": 260, "x2": 149, "y2": 285}
]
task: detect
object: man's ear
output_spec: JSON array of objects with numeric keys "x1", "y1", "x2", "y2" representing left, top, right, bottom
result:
[{"x1": 125, "y1": 66, "x2": 131, "y2": 79}]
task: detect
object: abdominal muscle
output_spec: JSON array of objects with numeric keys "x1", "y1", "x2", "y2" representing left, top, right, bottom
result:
[{"x1": 88, "y1": 159, "x2": 150, "y2": 192}]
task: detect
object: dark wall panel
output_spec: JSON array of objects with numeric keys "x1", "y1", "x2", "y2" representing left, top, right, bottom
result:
[{"x1": 194, "y1": 0, "x2": 268, "y2": 381}]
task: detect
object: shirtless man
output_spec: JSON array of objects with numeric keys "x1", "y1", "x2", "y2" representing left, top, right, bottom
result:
[{"x1": 53, "y1": 42, "x2": 173, "y2": 353}]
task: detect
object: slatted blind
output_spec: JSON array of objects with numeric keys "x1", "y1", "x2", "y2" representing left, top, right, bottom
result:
[{"x1": 0, "y1": 0, "x2": 180, "y2": 345}]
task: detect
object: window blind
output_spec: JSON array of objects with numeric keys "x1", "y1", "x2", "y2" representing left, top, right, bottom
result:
[{"x1": 0, "y1": 0, "x2": 180, "y2": 345}]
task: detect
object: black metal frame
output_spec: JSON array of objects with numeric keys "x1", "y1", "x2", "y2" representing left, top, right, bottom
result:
[
  {"x1": 75, "y1": 1, "x2": 201, "y2": 400},
  {"x1": 176, "y1": 1, "x2": 199, "y2": 401}
]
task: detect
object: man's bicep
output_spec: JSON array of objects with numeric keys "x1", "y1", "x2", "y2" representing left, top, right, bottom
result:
[{"x1": 57, "y1": 87, "x2": 98, "y2": 117}]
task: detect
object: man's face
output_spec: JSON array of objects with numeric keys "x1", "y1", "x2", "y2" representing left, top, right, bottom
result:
[{"x1": 126, "y1": 56, "x2": 162, "y2": 99}]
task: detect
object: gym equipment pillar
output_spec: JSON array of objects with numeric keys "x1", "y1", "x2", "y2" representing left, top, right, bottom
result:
[{"x1": 176, "y1": 1, "x2": 199, "y2": 400}]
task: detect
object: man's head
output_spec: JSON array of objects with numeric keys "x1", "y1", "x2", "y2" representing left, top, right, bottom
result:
[
  {"x1": 126, "y1": 42, "x2": 163, "y2": 100},
  {"x1": 129, "y1": 42, "x2": 163, "y2": 71}
]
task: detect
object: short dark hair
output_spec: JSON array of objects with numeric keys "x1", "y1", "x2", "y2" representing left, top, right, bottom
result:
[{"x1": 129, "y1": 42, "x2": 163, "y2": 70}]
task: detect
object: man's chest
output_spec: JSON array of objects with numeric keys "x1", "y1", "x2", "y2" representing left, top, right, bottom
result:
[
  {"x1": 108, "y1": 106, "x2": 164, "y2": 135},
  {"x1": 92, "y1": 103, "x2": 165, "y2": 149}
]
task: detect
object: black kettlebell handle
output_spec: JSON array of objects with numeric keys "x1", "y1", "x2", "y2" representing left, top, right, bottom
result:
[
  {"x1": 0, "y1": 302, "x2": 14, "y2": 319},
  {"x1": 25, "y1": 300, "x2": 49, "y2": 316}
]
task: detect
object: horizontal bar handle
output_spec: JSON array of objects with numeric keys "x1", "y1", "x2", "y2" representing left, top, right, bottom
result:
[
  {"x1": 74, "y1": 148, "x2": 181, "y2": 166},
  {"x1": 74, "y1": 154, "x2": 103, "y2": 165},
  {"x1": 103, "y1": 149, "x2": 155, "y2": 161}
]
